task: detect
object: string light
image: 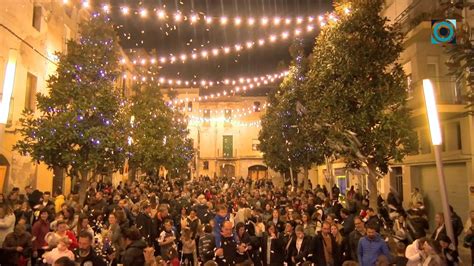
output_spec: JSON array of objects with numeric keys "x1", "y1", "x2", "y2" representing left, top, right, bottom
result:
[{"x1": 123, "y1": 26, "x2": 317, "y2": 65}]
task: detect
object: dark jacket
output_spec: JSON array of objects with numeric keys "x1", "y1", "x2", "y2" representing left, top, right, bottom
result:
[
  {"x1": 341, "y1": 214, "x2": 355, "y2": 237},
  {"x1": 348, "y1": 229, "x2": 364, "y2": 262},
  {"x1": 199, "y1": 233, "x2": 216, "y2": 262},
  {"x1": 290, "y1": 236, "x2": 312, "y2": 264},
  {"x1": 312, "y1": 233, "x2": 342, "y2": 266},
  {"x1": 74, "y1": 247, "x2": 107, "y2": 266},
  {"x1": 120, "y1": 239, "x2": 147, "y2": 266},
  {"x1": 136, "y1": 212, "x2": 157, "y2": 245},
  {"x1": 261, "y1": 233, "x2": 285, "y2": 266},
  {"x1": 366, "y1": 215, "x2": 382, "y2": 233},
  {"x1": 2, "y1": 231, "x2": 33, "y2": 265},
  {"x1": 216, "y1": 235, "x2": 237, "y2": 266}
]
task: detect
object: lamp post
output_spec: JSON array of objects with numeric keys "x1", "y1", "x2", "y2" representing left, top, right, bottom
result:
[{"x1": 422, "y1": 79, "x2": 455, "y2": 244}]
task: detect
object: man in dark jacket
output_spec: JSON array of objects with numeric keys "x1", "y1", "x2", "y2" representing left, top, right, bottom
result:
[
  {"x1": 198, "y1": 224, "x2": 216, "y2": 263},
  {"x1": 120, "y1": 227, "x2": 147, "y2": 266},
  {"x1": 2, "y1": 224, "x2": 32, "y2": 265},
  {"x1": 312, "y1": 222, "x2": 341, "y2": 266},
  {"x1": 215, "y1": 221, "x2": 241, "y2": 265},
  {"x1": 365, "y1": 208, "x2": 381, "y2": 233},
  {"x1": 74, "y1": 231, "x2": 106, "y2": 266},
  {"x1": 340, "y1": 208, "x2": 355, "y2": 237},
  {"x1": 348, "y1": 217, "x2": 366, "y2": 262},
  {"x1": 136, "y1": 203, "x2": 157, "y2": 245},
  {"x1": 290, "y1": 225, "x2": 312, "y2": 264}
]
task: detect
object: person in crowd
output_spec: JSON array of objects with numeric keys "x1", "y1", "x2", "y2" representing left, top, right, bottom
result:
[
  {"x1": 75, "y1": 213, "x2": 94, "y2": 239},
  {"x1": 119, "y1": 227, "x2": 147, "y2": 266},
  {"x1": 282, "y1": 221, "x2": 296, "y2": 265},
  {"x1": 15, "y1": 201, "x2": 33, "y2": 226},
  {"x1": 301, "y1": 212, "x2": 315, "y2": 237},
  {"x1": 74, "y1": 231, "x2": 107, "y2": 266},
  {"x1": 330, "y1": 223, "x2": 344, "y2": 258},
  {"x1": 365, "y1": 207, "x2": 381, "y2": 233},
  {"x1": 32, "y1": 209, "x2": 51, "y2": 264},
  {"x1": 313, "y1": 222, "x2": 341, "y2": 266},
  {"x1": 407, "y1": 207, "x2": 429, "y2": 240},
  {"x1": 357, "y1": 223, "x2": 391, "y2": 266},
  {"x1": 55, "y1": 189, "x2": 65, "y2": 214},
  {"x1": 405, "y1": 237, "x2": 426, "y2": 266},
  {"x1": 46, "y1": 220, "x2": 78, "y2": 250},
  {"x1": 347, "y1": 216, "x2": 365, "y2": 262},
  {"x1": 439, "y1": 235, "x2": 459, "y2": 266},
  {"x1": 410, "y1": 188, "x2": 424, "y2": 208},
  {"x1": 340, "y1": 208, "x2": 355, "y2": 237},
  {"x1": 432, "y1": 212, "x2": 447, "y2": 241},
  {"x1": 213, "y1": 204, "x2": 229, "y2": 248},
  {"x1": 261, "y1": 222, "x2": 284, "y2": 266},
  {"x1": 158, "y1": 219, "x2": 178, "y2": 262},
  {"x1": 42, "y1": 237, "x2": 75, "y2": 265},
  {"x1": 215, "y1": 220, "x2": 240, "y2": 265},
  {"x1": 393, "y1": 242, "x2": 408, "y2": 266},
  {"x1": 269, "y1": 209, "x2": 285, "y2": 233},
  {"x1": 2, "y1": 223, "x2": 32, "y2": 265},
  {"x1": 0, "y1": 204, "x2": 16, "y2": 246},
  {"x1": 449, "y1": 205, "x2": 464, "y2": 248},
  {"x1": 53, "y1": 256, "x2": 77, "y2": 266},
  {"x1": 181, "y1": 228, "x2": 196, "y2": 265},
  {"x1": 40, "y1": 191, "x2": 55, "y2": 219},
  {"x1": 393, "y1": 213, "x2": 408, "y2": 242},
  {"x1": 290, "y1": 225, "x2": 312, "y2": 264},
  {"x1": 136, "y1": 202, "x2": 157, "y2": 246},
  {"x1": 198, "y1": 224, "x2": 216, "y2": 264},
  {"x1": 421, "y1": 239, "x2": 446, "y2": 265}
]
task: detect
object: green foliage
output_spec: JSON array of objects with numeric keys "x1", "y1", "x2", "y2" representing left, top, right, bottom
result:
[
  {"x1": 14, "y1": 15, "x2": 128, "y2": 178},
  {"x1": 259, "y1": 41, "x2": 324, "y2": 175},
  {"x1": 128, "y1": 63, "x2": 193, "y2": 177},
  {"x1": 304, "y1": 0, "x2": 418, "y2": 177}
]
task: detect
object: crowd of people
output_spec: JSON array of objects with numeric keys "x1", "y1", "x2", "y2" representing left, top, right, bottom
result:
[{"x1": 0, "y1": 175, "x2": 472, "y2": 266}]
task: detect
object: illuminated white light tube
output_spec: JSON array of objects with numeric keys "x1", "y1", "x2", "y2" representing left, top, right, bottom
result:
[
  {"x1": 0, "y1": 49, "x2": 18, "y2": 124},
  {"x1": 423, "y1": 79, "x2": 442, "y2": 145}
]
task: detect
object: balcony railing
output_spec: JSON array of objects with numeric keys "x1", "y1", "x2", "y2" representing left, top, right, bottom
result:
[
  {"x1": 407, "y1": 77, "x2": 465, "y2": 109},
  {"x1": 394, "y1": 0, "x2": 452, "y2": 34}
]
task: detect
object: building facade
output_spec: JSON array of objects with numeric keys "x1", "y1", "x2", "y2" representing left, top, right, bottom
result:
[{"x1": 162, "y1": 87, "x2": 284, "y2": 184}]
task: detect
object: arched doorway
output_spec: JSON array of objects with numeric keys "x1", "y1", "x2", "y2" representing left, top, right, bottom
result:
[
  {"x1": 248, "y1": 165, "x2": 268, "y2": 180},
  {"x1": 0, "y1": 154, "x2": 10, "y2": 192},
  {"x1": 220, "y1": 164, "x2": 235, "y2": 178}
]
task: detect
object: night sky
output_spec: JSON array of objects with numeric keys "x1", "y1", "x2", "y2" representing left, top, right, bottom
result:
[{"x1": 107, "y1": 0, "x2": 333, "y2": 82}]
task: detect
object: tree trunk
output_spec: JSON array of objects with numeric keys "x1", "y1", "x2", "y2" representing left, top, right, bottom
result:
[
  {"x1": 52, "y1": 166, "x2": 64, "y2": 195},
  {"x1": 367, "y1": 162, "x2": 379, "y2": 210},
  {"x1": 289, "y1": 167, "x2": 295, "y2": 188},
  {"x1": 78, "y1": 170, "x2": 90, "y2": 206},
  {"x1": 326, "y1": 156, "x2": 334, "y2": 199},
  {"x1": 303, "y1": 166, "x2": 309, "y2": 190}
]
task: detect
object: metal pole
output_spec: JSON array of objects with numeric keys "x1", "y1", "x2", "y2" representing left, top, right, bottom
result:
[{"x1": 433, "y1": 144, "x2": 455, "y2": 244}]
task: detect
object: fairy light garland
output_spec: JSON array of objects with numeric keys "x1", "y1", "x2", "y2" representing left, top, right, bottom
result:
[{"x1": 121, "y1": 25, "x2": 317, "y2": 65}]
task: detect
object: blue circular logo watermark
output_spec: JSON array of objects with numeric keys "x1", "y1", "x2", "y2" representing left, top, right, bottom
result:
[{"x1": 431, "y1": 19, "x2": 456, "y2": 44}]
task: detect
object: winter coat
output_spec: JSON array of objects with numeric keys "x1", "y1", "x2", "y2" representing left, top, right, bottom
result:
[
  {"x1": 74, "y1": 247, "x2": 107, "y2": 266},
  {"x1": 136, "y1": 212, "x2": 157, "y2": 244},
  {"x1": 312, "y1": 232, "x2": 342, "y2": 266},
  {"x1": 54, "y1": 195, "x2": 65, "y2": 214},
  {"x1": 120, "y1": 239, "x2": 147, "y2": 266},
  {"x1": 198, "y1": 233, "x2": 215, "y2": 262},
  {"x1": 290, "y1": 236, "x2": 312, "y2": 264},
  {"x1": 2, "y1": 231, "x2": 33, "y2": 265},
  {"x1": 260, "y1": 233, "x2": 285, "y2": 266}
]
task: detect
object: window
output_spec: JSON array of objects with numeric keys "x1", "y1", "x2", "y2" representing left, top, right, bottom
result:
[
  {"x1": 32, "y1": 6, "x2": 42, "y2": 31},
  {"x1": 252, "y1": 139, "x2": 260, "y2": 151},
  {"x1": 254, "y1": 101, "x2": 261, "y2": 112},
  {"x1": 223, "y1": 135, "x2": 233, "y2": 158},
  {"x1": 224, "y1": 109, "x2": 232, "y2": 127},
  {"x1": 25, "y1": 73, "x2": 37, "y2": 111},
  {"x1": 406, "y1": 74, "x2": 413, "y2": 98},
  {"x1": 203, "y1": 161, "x2": 209, "y2": 170}
]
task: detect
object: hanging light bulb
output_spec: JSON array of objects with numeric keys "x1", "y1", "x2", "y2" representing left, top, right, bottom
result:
[
  {"x1": 121, "y1": 6, "x2": 130, "y2": 15},
  {"x1": 220, "y1": 16, "x2": 228, "y2": 25},
  {"x1": 157, "y1": 10, "x2": 166, "y2": 19},
  {"x1": 234, "y1": 17, "x2": 242, "y2": 26},
  {"x1": 248, "y1": 17, "x2": 255, "y2": 26},
  {"x1": 139, "y1": 8, "x2": 148, "y2": 17},
  {"x1": 261, "y1": 17, "x2": 269, "y2": 26},
  {"x1": 273, "y1": 17, "x2": 281, "y2": 25}
]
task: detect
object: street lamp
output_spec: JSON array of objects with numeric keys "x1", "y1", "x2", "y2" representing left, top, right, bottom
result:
[{"x1": 422, "y1": 79, "x2": 455, "y2": 244}]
